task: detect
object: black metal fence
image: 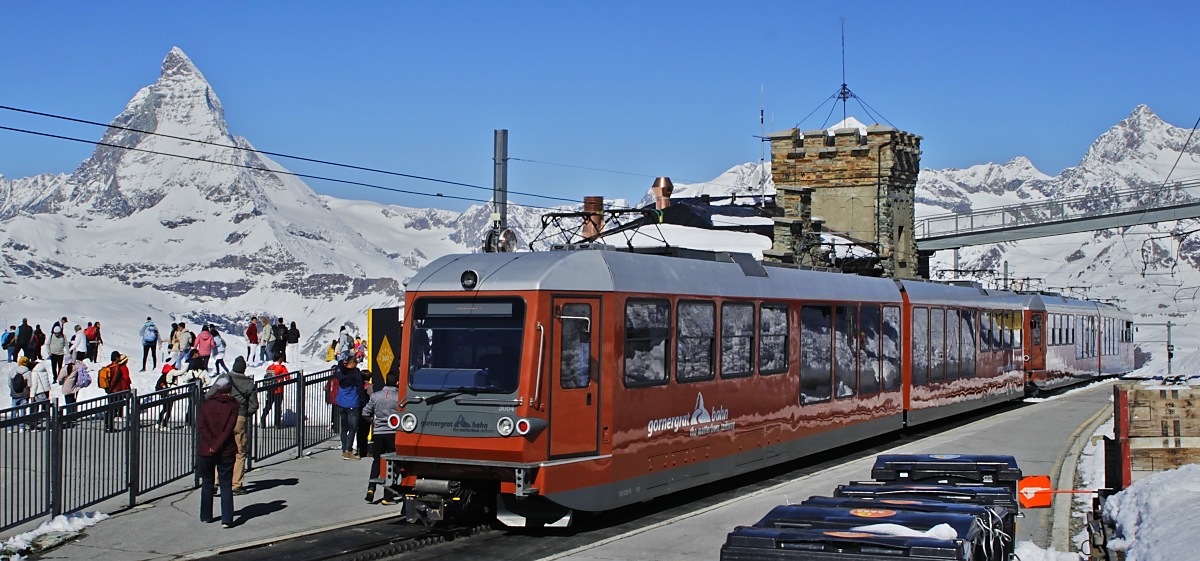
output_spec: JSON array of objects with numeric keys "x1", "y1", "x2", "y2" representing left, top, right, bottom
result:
[{"x1": 1, "y1": 367, "x2": 334, "y2": 533}]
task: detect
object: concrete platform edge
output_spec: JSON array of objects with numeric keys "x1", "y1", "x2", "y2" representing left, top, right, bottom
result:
[{"x1": 1050, "y1": 401, "x2": 1112, "y2": 552}]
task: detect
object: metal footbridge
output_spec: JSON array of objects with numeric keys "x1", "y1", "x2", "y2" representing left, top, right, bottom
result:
[{"x1": 914, "y1": 178, "x2": 1200, "y2": 251}]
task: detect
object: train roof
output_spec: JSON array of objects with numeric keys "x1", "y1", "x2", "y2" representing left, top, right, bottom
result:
[
  {"x1": 408, "y1": 248, "x2": 903, "y2": 303},
  {"x1": 898, "y1": 279, "x2": 1026, "y2": 309}
]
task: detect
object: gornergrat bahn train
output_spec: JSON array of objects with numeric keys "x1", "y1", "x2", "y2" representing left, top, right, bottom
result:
[{"x1": 383, "y1": 245, "x2": 1134, "y2": 527}]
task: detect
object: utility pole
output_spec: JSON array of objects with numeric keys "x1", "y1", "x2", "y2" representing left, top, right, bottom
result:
[
  {"x1": 493, "y1": 129, "x2": 508, "y2": 230},
  {"x1": 1139, "y1": 321, "x2": 1174, "y2": 377}
]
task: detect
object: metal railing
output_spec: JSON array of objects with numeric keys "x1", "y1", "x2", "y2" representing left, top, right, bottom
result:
[
  {"x1": 2, "y1": 367, "x2": 336, "y2": 533},
  {"x1": 915, "y1": 178, "x2": 1200, "y2": 240}
]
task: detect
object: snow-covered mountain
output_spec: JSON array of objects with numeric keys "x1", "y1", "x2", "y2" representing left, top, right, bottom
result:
[
  {"x1": 917, "y1": 105, "x2": 1200, "y2": 364},
  {"x1": 0, "y1": 47, "x2": 554, "y2": 359}
]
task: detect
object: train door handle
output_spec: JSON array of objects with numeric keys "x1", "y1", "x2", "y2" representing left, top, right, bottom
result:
[{"x1": 587, "y1": 393, "x2": 592, "y2": 406}]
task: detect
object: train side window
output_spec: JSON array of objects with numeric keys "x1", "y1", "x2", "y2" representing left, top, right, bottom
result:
[
  {"x1": 912, "y1": 307, "x2": 930, "y2": 386},
  {"x1": 1054, "y1": 314, "x2": 1061, "y2": 346},
  {"x1": 990, "y1": 311, "x2": 1002, "y2": 351},
  {"x1": 945, "y1": 308, "x2": 961, "y2": 381},
  {"x1": 929, "y1": 308, "x2": 946, "y2": 383},
  {"x1": 720, "y1": 302, "x2": 754, "y2": 378},
  {"x1": 676, "y1": 301, "x2": 716, "y2": 383},
  {"x1": 979, "y1": 311, "x2": 990, "y2": 353},
  {"x1": 559, "y1": 303, "x2": 592, "y2": 389},
  {"x1": 859, "y1": 305, "x2": 882, "y2": 396},
  {"x1": 1001, "y1": 312, "x2": 1013, "y2": 350},
  {"x1": 1031, "y1": 313, "x2": 1043, "y2": 347},
  {"x1": 961, "y1": 309, "x2": 977, "y2": 378},
  {"x1": 834, "y1": 305, "x2": 858, "y2": 398},
  {"x1": 759, "y1": 303, "x2": 789, "y2": 375},
  {"x1": 624, "y1": 299, "x2": 671, "y2": 387},
  {"x1": 800, "y1": 305, "x2": 833, "y2": 403},
  {"x1": 881, "y1": 306, "x2": 902, "y2": 390}
]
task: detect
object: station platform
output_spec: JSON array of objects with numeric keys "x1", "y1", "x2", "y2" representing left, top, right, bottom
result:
[
  {"x1": 29, "y1": 382, "x2": 1112, "y2": 561},
  {"x1": 37, "y1": 444, "x2": 400, "y2": 561}
]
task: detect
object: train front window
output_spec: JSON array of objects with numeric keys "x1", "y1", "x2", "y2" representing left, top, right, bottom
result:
[{"x1": 408, "y1": 298, "x2": 526, "y2": 394}]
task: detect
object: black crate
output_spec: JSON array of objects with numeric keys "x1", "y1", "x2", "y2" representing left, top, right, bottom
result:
[
  {"x1": 802, "y1": 496, "x2": 1014, "y2": 560},
  {"x1": 834, "y1": 483, "x2": 1018, "y2": 553},
  {"x1": 870, "y1": 454, "x2": 1022, "y2": 498},
  {"x1": 721, "y1": 505, "x2": 980, "y2": 561}
]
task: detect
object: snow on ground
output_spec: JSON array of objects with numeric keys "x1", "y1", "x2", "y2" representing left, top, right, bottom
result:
[
  {"x1": 1103, "y1": 464, "x2": 1200, "y2": 560},
  {"x1": 0, "y1": 511, "x2": 107, "y2": 558}
]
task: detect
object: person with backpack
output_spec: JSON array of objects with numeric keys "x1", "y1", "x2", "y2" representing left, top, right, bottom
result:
[
  {"x1": 211, "y1": 326, "x2": 228, "y2": 375},
  {"x1": 9, "y1": 355, "x2": 31, "y2": 410},
  {"x1": 47, "y1": 324, "x2": 66, "y2": 378},
  {"x1": 260, "y1": 358, "x2": 289, "y2": 428},
  {"x1": 100, "y1": 351, "x2": 131, "y2": 432},
  {"x1": 206, "y1": 356, "x2": 257, "y2": 495},
  {"x1": 32, "y1": 325, "x2": 46, "y2": 360},
  {"x1": 197, "y1": 376, "x2": 239, "y2": 528},
  {"x1": 2, "y1": 326, "x2": 16, "y2": 362},
  {"x1": 272, "y1": 318, "x2": 288, "y2": 363},
  {"x1": 140, "y1": 317, "x2": 160, "y2": 372},
  {"x1": 336, "y1": 326, "x2": 354, "y2": 362},
  {"x1": 362, "y1": 373, "x2": 400, "y2": 504},
  {"x1": 156, "y1": 363, "x2": 187, "y2": 430},
  {"x1": 84, "y1": 322, "x2": 102, "y2": 363}
]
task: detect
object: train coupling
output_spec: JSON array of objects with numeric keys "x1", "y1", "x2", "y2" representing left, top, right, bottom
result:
[{"x1": 403, "y1": 478, "x2": 471, "y2": 526}]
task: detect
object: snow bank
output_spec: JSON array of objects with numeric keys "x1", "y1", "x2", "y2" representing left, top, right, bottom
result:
[
  {"x1": 850, "y1": 522, "x2": 958, "y2": 540},
  {"x1": 1103, "y1": 464, "x2": 1200, "y2": 561},
  {"x1": 1, "y1": 511, "x2": 108, "y2": 557},
  {"x1": 1013, "y1": 541, "x2": 1083, "y2": 560}
]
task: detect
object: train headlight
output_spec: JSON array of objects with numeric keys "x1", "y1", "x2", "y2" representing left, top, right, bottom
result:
[
  {"x1": 400, "y1": 413, "x2": 418, "y2": 433},
  {"x1": 516, "y1": 418, "x2": 532, "y2": 436},
  {"x1": 497, "y1": 416, "x2": 515, "y2": 437}
]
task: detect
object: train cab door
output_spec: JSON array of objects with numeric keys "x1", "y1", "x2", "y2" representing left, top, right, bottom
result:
[
  {"x1": 548, "y1": 297, "x2": 601, "y2": 457},
  {"x1": 1028, "y1": 312, "x2": 1046, "y2": 371}
]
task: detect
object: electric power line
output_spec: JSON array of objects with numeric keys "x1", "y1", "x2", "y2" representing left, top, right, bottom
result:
[
  {"x1": 0, "y1": 124, "x2": 554, "y2": 210},
  {"x1": 0, "y1": 104, "x2": 580, "y2": 204}
]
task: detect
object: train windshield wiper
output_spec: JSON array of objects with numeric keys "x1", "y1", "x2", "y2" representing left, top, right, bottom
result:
[{"x1": 425, "y1": 386, "x2": 481, "y2": 405}]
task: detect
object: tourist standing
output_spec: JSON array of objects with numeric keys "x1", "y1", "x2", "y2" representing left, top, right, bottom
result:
[
  {"x1": 207, "y1": 357, "x2": 257, "y2": 496},
  {"x1": 287, "y1": 321, "x2": 300, "y2": 364},
  {"x1": 363, "y1": 373, "x2": 400, "y2": 504},
  {"x1": 259, "y1": 358, "x2": 288, "y2": 428},
  {"x1": 57, "y1": 356, "x2": 81, "y2": 424},
  {"x1": 2, "y1": 326, "x2": 15, "y2": 362},
  {"x1": 333, "y1": 356, "x2": 366, "y2": 461},
  {"x1": 260, "y1": 317, "x2": 275, "y2": 364},
  {"x1": 194, "y1": 325, "x2": 214, "y2": 371},
  {"x1": 336, "y1": 326, "x2": 354, "y2": 362},
  {"x1": 211, "y1": 327, "x2": 228, "y2": 375},
  {"x1": 101, "y1": 352, "x2": 131, "y2": 432},
  {"x1": 32, "y1": 325, "x2": 45, "y2": 360},
  {"x1": 272, "y1": 318, "x2": 288, "y2": 363},
  {"x1": 140, "y1": 317, "x2": 160, "y2": 372},
  {"x1": 15, "y1": 319, "x2": 33, "y2": 360},
  {"x1": 197, "y1": 376, "x2": 239, "y2": 528},
  {"x1": 69, "y1": 325, "x2": 88, "y2": 362},
  {"x1": 47, "y1": 324, "x2": 66, "y2": 378},
  {"x1": 244, "y1": 319, "x2": 258, "y2": 366},
  {"x1": 8, "y1": 356, "x2": 31, "y2": 410}
]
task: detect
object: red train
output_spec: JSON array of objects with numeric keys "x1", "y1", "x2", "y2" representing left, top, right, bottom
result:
[{"x1": 383, "y1": 246, "x2": 1134, "y2": 527}]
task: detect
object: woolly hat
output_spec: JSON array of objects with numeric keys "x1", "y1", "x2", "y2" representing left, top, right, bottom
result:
[
  {"x1": 232, "y1": 356, "x2": 247, "y2": 374},
  {"x1": 213, "y1": 376, "x2": 232, "y2": 393}
]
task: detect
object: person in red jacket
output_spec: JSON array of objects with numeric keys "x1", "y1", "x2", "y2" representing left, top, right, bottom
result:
[
  {"x1": 103, "y1": 351, "x2": 132, "y2": 432},
  {"x1": 197, "y1": 376, "x2": 240, "y2": 528}
]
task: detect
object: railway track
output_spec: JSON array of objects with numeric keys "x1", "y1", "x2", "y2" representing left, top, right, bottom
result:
[{"x1": 205, "y1": 390, "x2": 1076, "y2": 561}]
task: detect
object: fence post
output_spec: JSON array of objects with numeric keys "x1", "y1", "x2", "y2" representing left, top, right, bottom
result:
[
  {"x1": 192, "y1": 382, "x2": 201, "y2": 489},
  {"x1": 49, "y1": 399, "x2": 62, "y2": 517},
  {"x1": 296, "y1": 370, "x2": 306, "y2": 458},
  {"x1": 127, "y1": 389, "x2": 140, "y2": 508}
]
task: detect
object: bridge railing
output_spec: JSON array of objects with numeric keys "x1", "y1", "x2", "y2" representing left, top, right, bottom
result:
[
  {"x1": 915, "y1": 178, "x2": 1200, "y2": 240},
  {"x1": 1, "y1": 367, "x2": 336, "y2": 534}
]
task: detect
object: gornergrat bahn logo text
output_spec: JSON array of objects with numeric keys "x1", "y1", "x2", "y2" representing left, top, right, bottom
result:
[
  {"x1": 646, "y1": 393, "x2": 733, "y2": 438},
  {"x1": 424, "y1": 415, "x2": 491, "y2": 433}
]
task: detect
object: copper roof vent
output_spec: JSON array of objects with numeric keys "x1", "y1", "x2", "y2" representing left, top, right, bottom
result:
[
  {"x1": 651, "y1": 177, "x2": 674, "y2": 210},
  {"x1": 581, "y1": 196, "x2": 605, "y2": 240}
]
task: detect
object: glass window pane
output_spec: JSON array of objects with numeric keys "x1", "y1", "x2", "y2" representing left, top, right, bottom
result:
[
  {"x1": 720, "y1": 302, "x2": 754, "y2": 378},
  {"x1": 559, "y1": 303, "x2": 592, "y2": 389},
  {"x1": 882, "y1": 306, "x2": 902, "y2": 390},
  {"x1": 946, "y1": 309, "x2": 961, "y2": 381},
  {"x1": 624, "y1": 300, "x2": 670, "y2": 386},
  {"x1": 835, "y1": 305, "x2": 858, "y2": 398},
  {"x1": 930, "y1": 308, "x2": 945, "y2": 383},
  {"x1": 960, "y1": 309, "x2": 976, "y2": 378},
  {"x1": 759, "y1": 304, "x2": 789, "y2": 374},
  {"x1": 676, "y1": 302, "x2": 716, "y2": 382},
  {"x1": 800, "y1": 306, "x2": 832, "y2": 404},
  {"x1": 912, "y1": 307, "x2": 929, "y2": 386},
  {"x1": 859, "y1": 305, "x2": 881, "y2": 395}
]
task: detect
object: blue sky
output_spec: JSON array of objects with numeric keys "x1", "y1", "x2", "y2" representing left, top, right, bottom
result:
[{"x1": 2, "y1": 1, "x2": 1199, "y2": 210}]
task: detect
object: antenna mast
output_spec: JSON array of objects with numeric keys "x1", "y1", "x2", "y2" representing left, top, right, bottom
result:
[
  {"x1": 838, "y1": 17, "x2": 849, "y2": 126},
  {"x1": 759, "y1": 84, "x2": 766, "y2": 199}
]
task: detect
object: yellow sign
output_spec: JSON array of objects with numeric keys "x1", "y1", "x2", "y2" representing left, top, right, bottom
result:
[{"x1": 376, "y1": 334, "x2": 395, "y2": 377}]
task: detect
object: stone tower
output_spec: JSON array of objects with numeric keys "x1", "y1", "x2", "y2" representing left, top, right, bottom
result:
[{"x1": 765, "y1": 123, "x2": 922, "y2": 278}]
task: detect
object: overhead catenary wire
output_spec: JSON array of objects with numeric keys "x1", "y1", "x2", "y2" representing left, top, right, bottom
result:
[
  {"x1": 0, "y1": 124, "x2": 554, "y2": 210},
  {"x1": 0, "y1": 104, "x2": 580, "y2": 204}
]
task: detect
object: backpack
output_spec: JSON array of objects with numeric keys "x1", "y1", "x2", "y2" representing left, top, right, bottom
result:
[
  {"x1": 273, "y1": 324, "x2": 287, "y2": 342},
  {"x1": 84, "y1": 325, "x2": 98, "y2": 341},
  {"x1": 98, "y1": 364, "x2": 117, "y2": 390},
  {"x1": 75, "y1": 365, "x2": 92, "y2": 388},
  {"x1": 144, "y1": 324, "x2": 158, "y2": 343},
  {"x1": 11, "y1": 370, "x2": 27, "y2": 394},
  {"x1": 155, "y1": 371, "x2": 169, "y2": 391},
  {"x1": 1, "y1": 332, "x2": 11, "y2": 349},
  {"x1": 326, "y1": 343, "x2": 336, "y2": 362}
]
